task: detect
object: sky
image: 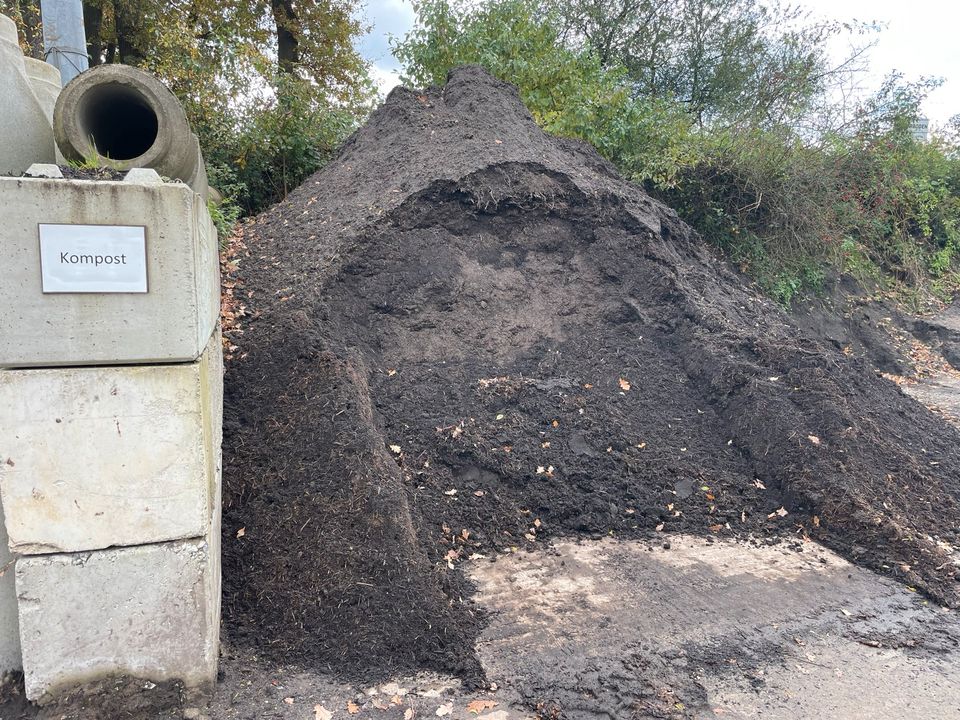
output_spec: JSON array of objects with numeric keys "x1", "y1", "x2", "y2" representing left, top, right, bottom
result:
[{"x1": 355, "y1": 0, "x2": 960, "y2": 127}]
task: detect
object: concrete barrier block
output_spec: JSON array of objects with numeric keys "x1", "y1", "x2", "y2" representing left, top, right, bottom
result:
[
  {"x1": 0, "y1": 495, "x2": 21, "y2": 676},
  {"x1": 16, "y1": 535, "x2": 219, "y2": 701},
  {"x1": 0, "y1": 332, "x2": 223, "y2": 554},
  {"x1": 0, "y1": 176, "x2": 218, "y2": 367}
]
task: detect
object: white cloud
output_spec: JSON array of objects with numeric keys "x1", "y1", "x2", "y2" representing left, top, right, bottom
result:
[{"x1": 369, "y1": 63, "x2": 403, "y2": 97}]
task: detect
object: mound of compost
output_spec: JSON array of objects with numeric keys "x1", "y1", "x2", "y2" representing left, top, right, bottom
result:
[{"x1": 221, "y1": 66, "x2": 960, "y2": 683}]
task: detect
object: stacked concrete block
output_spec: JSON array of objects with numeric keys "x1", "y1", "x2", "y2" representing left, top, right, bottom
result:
[
  {"x1": 0, "y1": 170, "x2": 222, "y2": 700},
  {"x1": 0, "y1": 496, "x2": 21, "y2": 677},
  {"x1": 0, "y1": 174, "x2": 219, "y2": 368}
]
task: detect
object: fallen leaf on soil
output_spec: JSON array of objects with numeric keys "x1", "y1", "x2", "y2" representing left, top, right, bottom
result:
[
  {"x1": 347, "y1": 700, "x2": 361, "y2": 714},
  {"x1": 392, "y1": 695, "x2": 403, "y2": 705},
  {"x1": 443, "y1": 488, "x2": 457, "y2": 496},
  {"x1": 467, "y1": 700, "x2": 498, "y2": 714},
  {"x1": 387, "y1": 368, "x2": 397, "y2": 376},
  {"x1": 767, "y1": 507, "x2": 789, "y2": 518},
  {"x1": 753, "y1": 479, "x2": 766, "y2": 489},
  {"x1": 807, "y1": 435, "x2": 821, "y2": 445},
  {"x1": 619, "y1": 377, "x2": 631, "y2": 391},
  {"x1": 656, "y1": 523, "x2": 665, "y2": 531},
  {"x1": 436, "y1": 702, "x2": 453, "y2": 716},
  {"x1": 474, "y1": 490, "x2": 485, "y2": 497},
  {"x1": 236, "y1": 527, "x2": 246, "y2": 538},
  {"x1": 404, "y1": 710, "x2": 415, "y2": 720},
  {"x1": 283, "y1": 697, "x2": 294, "y2": 705},
  {"x1": 389, "y1": 444, "x2": 402, "y2": 454},
  {"x1": 314, "y1": 705, "x2": 333, "y2": 720},
  {"x1": 552, "y1": 419, "x2": 559, "y2": 428}
]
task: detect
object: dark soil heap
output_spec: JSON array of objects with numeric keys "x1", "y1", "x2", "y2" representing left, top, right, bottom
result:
[{"x1": 222, "y1": 66, "x2": 960, "y2": 684}]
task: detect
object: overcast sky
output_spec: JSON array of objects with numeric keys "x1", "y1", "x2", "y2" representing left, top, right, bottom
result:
[{"x1": 355, "y1": 0, "x2": 960, "y2": 126}]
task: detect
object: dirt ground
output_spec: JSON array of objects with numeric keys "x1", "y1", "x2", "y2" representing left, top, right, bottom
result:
[
  {"x1": 4, "y1": 66, "x2": 960, "y2": 718},
  {"x1": 4, "y1": 535, "x2": 958, "y2": 719}
]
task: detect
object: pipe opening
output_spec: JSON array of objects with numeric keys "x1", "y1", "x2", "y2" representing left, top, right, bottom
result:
[{"x1": 81, "y1": 83, "x2": 159, "y2": 160}]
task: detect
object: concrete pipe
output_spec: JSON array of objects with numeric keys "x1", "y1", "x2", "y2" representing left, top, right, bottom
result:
[
  {"x1": 53, "y1": 63, "x2": 208, "y2": 199},
  {"x1": 0, "y1": 14, "x2": 56, "y2": 174}
]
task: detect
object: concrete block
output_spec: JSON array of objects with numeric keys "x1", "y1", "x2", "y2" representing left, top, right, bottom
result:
[
  {"x1": 0, "y1": 495, "x2": 21, "y2": 676},
  {"x1": 0, "y1": 331, "x2": 223, "y2": 554},
  {"x1": 17, "y1": 534, "x2": 220, "y2": 701},
  {"x1": 0, "y1": 176, "x2": 219, "y2": 367},
  {"x1": 24, "y1": 163, "x2": 63, "y2": 179}
]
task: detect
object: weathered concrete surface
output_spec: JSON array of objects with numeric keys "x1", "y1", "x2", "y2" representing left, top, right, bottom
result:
[
  {"x1": 468, "y1": 536, "x2": 960, "y2": 720},
  {"x1": 16, "y1": 534, "x2": 220, "y2": 701},
  {"x1": 22, "y1": 58, "x2": 60, "y2": 125},
  {"x1": 0, "y1": 495, "x2": 21, "y2": 676},
  {"x1": 0, "y1": 331, "x2": 223, "y2": 554},
  {"x1": 0, "y1": 176, "x2": 218, "y2": 368},
  {"x1": 0, "y1": 14, "x2": 56, "y2": 175},
  {"x1": 22, "y1": 59, "x2": 64, "y2": 165}
]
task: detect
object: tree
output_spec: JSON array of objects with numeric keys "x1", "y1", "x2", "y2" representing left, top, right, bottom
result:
[{"x1": 556, "y1": 0, "x2": 873, "y2": 127}]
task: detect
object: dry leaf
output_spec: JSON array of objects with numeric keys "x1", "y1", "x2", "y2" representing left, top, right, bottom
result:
[
  {"x1": 551, "y1": 419, "x2": 559, "y2": 428},
  {"x1": 284, "y1": 697, "x2": 294, "y2": 705},
  {"x1": 236, "y1": 527, "x2": 246, "y2": 538},
  {"x1": 436, "y1": 702, "x2": 453, "y2": 716},
  {"x1": 767, "y1": 507, "x2": 788, "y2": 519},
  {"x1": 389, "y1": 444, "x2": 402, "y2": 454},
  {"x1": 655, "y1": 523, "x2": 665, "y2": 532},
  {"x1": 473, "y1": 490, "x2": 485, "y2": 497},
  {"x1": 466, "y1": 699, "x2": 498, "y2": 714},
  {"x1": 807, "y1": 435, "x2": 821, "y2": 446},
  {"x1": 753, "y1": 478, "x2": 766, "y2": 489},
  {"x1": 387, "y1": 368, "x2": 397, "y2": 376},
  {"x1": 404, "y1": 709, "x2": 415, "y2": 720},
  {"x1": 314, "y1": 705, "x2": 333, "y2": 720},
  {"x1": 619, "y1": 377, "x2": 631, "y2": 391},
  {"x1": 347, "y1": 700, "x2": 361, "y2": 714},
  {"x1": 443, "y1": 488, "x2": 457, "y2": 496}
]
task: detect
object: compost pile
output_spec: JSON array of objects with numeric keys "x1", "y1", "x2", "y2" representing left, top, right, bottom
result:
[{"x1": 221, "y1": 67, "x2": 960, "y2": 684}]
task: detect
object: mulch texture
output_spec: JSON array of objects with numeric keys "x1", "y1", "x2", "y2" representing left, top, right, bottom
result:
[{"x1": 220, "y1": 66, "x2": 960, "y2": 685}]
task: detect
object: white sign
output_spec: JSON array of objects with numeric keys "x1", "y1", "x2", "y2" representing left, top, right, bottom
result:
[{"x1": 39, "y1": 224, "x2": 148, "y2": 293}]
